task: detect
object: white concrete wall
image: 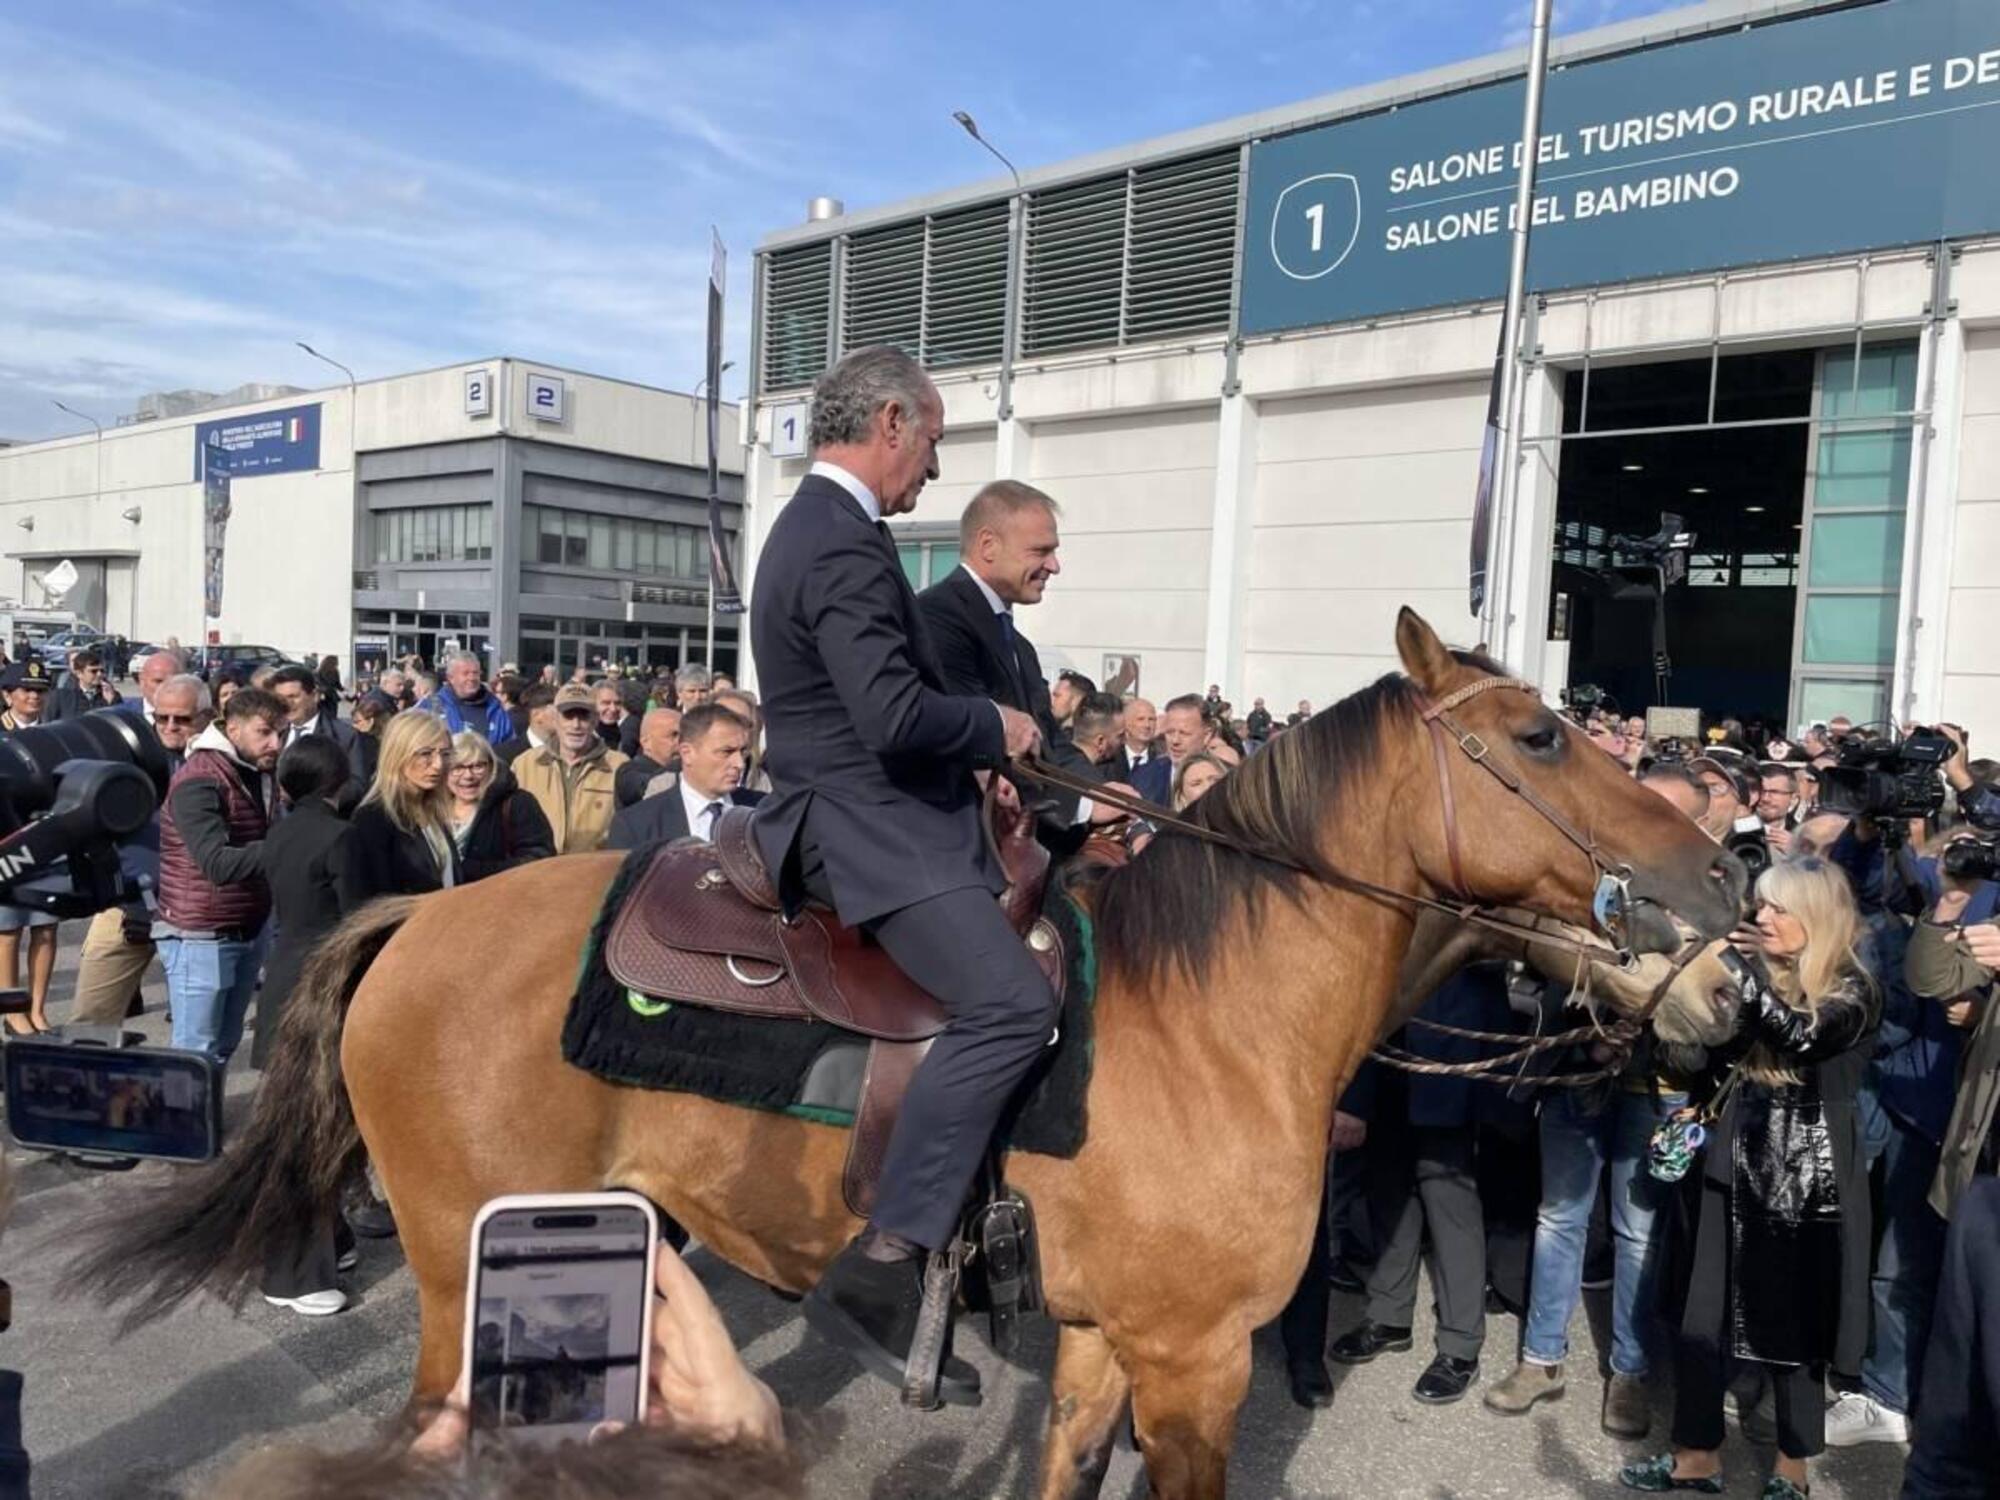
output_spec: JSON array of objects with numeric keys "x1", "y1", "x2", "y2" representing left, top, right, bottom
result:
[
  {"x1": 1023, "y1": 407, "x2": 1216, "y2": 692},
  {"x1": 1244, "y1": 380, "x2": 1486, "y2": 708},
  {"x1": 1939, "y1": 325, "x2": 2000, "y2": 748}
]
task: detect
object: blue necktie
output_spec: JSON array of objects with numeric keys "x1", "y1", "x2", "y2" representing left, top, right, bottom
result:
[{"x1": 995, "y1": 611, "x2": 1025, "y2": 699}]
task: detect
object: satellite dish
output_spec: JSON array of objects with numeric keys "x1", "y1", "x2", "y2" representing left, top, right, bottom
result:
[{"x1": 40, "y1": 559, "x2": 79, "y2": 602}]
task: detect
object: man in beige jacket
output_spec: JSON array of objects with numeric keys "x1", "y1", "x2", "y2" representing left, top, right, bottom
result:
[{"x1": 515, "y1": 681, "x2": 626, "y2": 853}]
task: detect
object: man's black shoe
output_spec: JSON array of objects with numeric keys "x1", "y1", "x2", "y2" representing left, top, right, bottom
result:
[
  {"x1": 1287, "y1": 1358, "x2": 1334, "y2": 1409},
  {"x1": 1327, "y1": 1321, "x2": 1413, "y2": 1365},
  {"x1": 802, "y1": 1242, "x2": 981, "y2": 1408},
  {"x1": 347, "y1": 1197, "x2": 398, "y2": 1239},
  {"x1": 1412, "y1": 1353, "x2": 1480, "y2": 1405}
]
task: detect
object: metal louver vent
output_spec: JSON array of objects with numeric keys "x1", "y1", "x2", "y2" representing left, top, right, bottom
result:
[
  {"x1": 923, "y1": 202, "x2": 1007, "y2": 368},
  {"x1": 842, "y1": 220, "x2": 924, "y2": 356},
  {"x1": 760, "y1": 242, "x2": 833, "y2": 389},
  {"x1": 1022, "y1": 174, "x2": 1126, "y2": 356},
  {"x1": 1126, "y1": 150, "x2": 1238, "y2": 340}
]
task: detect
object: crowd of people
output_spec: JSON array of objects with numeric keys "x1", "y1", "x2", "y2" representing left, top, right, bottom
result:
[{"x1": 3, "y1": 547, "x2": 1997, "y2": 1495}]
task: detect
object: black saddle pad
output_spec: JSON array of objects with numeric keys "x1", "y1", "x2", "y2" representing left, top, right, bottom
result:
[{"x1": 561, "y1": 846, "x2": 1099, "y2": 1160}]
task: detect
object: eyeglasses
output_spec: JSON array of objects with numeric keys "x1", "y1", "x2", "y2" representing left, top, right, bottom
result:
[
  {"x1": 155, "y1": 713, "x2": 197, "y2": 726},
  {"x1": 410, "y1": 747, "x2": 451, "y2": 763},
  {"x1": 558, "y1": 707, "x2": 596, "y2": 721},
  {"x1": 448, "y1": 763, "x2": 492, "y2": 778}
]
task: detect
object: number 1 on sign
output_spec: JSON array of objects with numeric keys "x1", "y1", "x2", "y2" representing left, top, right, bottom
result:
[{"x1": 1305, "y1": 202, "x2": 1323, "y2": 253}]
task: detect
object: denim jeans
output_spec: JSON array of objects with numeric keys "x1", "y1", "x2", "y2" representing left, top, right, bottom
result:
[
  {"x1": 1862, "y1": 1115, "x2": 1947, "y2": 1416},
  {"x1": 1523, "y1": 1085, "x2": 1683, "y2": 1377},
  {"x1": 162, "y1": 932, "x2": 268, "y2": 1066}
]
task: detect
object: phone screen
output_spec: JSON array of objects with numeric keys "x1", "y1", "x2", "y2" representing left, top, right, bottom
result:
[
  {"x1": 469, "y1": 1202, "x2": 654, "y2": 1445},
  {"x1": 2, "y1": 1039, "x2": 221, "y2": 1162}
]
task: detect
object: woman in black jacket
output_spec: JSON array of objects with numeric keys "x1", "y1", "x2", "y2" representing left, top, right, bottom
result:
[
  {"x1": 443, "y1": 729, "x2": 555, "y2": 881},
  {"x1": 254, "y1": 736, "x2": 357, "y2": 1316},
  {"x1": 340, "y1": 709, "x2": 458, "y2": 911},
  {"x1": 314, "y1": 654, "x2": 344, "y2": 722},
  {"x1": 1620, "y1": 855, "x2": 1876, "y2": 1500}
]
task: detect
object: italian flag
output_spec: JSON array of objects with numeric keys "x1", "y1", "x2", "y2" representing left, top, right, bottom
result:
[{"x1": 287, "y1": 416, "x2": 304, "y2": 442}]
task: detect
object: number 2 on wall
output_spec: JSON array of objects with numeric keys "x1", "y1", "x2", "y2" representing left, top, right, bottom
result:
[{"x1": 1304, "y1": 202, "x2": 1324, "y2": 253}]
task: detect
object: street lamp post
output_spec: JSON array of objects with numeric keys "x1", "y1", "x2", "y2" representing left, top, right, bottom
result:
[
  {"x1": 953, "y1": 111, "x2": 1024, "y2": 422},
  {"x1": 50, "y1": 400, "x2": 103, "y2": 620},
  {"x1": 692, "y1": 359, "x2": 736, "y2": 672}
]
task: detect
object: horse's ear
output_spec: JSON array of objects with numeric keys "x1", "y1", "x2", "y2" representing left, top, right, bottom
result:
[{"x1": 1395, "y1": 607, "x2": 1456, "y2": 694}]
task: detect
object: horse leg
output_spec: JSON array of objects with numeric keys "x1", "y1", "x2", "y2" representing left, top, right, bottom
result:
[
  {"x1": 1124, "y1": 1332, "x2": 1252, "y2": 1500},
  {"x1": 1037, "y1": 1323, "x2": 1133, "y2": 1500}
]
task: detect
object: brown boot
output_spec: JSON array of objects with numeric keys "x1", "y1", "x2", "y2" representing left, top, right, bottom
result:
[
  {"x1": 1602, "y1": 1372, "x2": 1651, "y2": 1438},
  {"x1": 1483, "y1": 1359, "x2": 1565, "y2": 1414}
]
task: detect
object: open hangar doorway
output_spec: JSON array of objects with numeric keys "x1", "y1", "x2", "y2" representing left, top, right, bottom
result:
[{"x1": 1548, "y1": 349, "x2": 1814, "y2": 734}]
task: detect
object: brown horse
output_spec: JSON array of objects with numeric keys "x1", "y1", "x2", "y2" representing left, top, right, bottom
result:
[{"x1": 79, "y1": 610, "x2": 1742, "y2": 1499}]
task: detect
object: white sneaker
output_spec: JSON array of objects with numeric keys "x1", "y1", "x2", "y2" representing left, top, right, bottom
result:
[
  {"x1": 264, "y1": 1289, "x2": 348, "y2": 1317},
  {"x1": 1824, "y1": 1390, "x2": 1909, "y2": 1447}
]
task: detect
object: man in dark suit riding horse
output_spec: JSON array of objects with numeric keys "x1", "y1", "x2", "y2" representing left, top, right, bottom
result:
[{"x1": 751, "y1": 346, "x2": 1049, "y2": 1404}]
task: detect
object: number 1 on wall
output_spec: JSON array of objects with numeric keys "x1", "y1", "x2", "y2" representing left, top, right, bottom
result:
[{"x1": 1304, "y1": 202, "x2": 1324, "y2": 253}]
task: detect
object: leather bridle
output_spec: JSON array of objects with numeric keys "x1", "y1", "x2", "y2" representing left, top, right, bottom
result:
[{"x1": 1014, "y1": 671, "x2": 1709, "y2": 1086}]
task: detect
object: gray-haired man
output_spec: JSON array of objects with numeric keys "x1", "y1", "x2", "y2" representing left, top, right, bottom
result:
[{"x1": 753, "y1": 346, "x2": 1047, "y2": 1405}]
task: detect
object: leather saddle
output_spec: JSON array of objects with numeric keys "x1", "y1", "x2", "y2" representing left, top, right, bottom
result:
[{"x1": 604, "y1": 801, "x2": 1065, "y2": 1217}]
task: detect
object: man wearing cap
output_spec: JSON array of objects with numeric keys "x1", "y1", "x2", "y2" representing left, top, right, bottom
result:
[
  {"x1": 514, "y1": 681, "x2": 627, "y2": 852},
  {"x1": 0, "y1": 660, "x2": 53, "y2": 729}
]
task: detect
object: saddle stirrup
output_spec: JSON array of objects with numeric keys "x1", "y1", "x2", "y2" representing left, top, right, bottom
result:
[{"x1": 900, "y1": 1244, "x2": 964, "y2": 1411}]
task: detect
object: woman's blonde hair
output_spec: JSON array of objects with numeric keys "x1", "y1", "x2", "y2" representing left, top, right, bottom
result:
[
  {"x1": 1171, "y1": 752, "x2": 1231, "y2": 812},
  {"x1": 1745, "y1": 854, "x2": 1871, "y2": 1085},
  {"x1": 365, "y1": 711, "x2": 454, "y2": 834}
]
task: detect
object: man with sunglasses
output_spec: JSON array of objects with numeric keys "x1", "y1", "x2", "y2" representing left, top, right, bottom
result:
[
  {"x1": 71, "y1": 673, "x2": 211, "y2": 1025},
  {"x1": 515, "y1": 680, "x2": 627, "y2": 853}
]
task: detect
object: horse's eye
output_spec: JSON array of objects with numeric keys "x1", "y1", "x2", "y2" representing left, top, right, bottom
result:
[{"x1": 1518, "y1": 726, "x2": 1560, "y2": 755}]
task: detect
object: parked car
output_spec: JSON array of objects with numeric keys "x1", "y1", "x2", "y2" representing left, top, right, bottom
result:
[
  {"x1": 35, "y1": 627, "x2": 111, "y2": 671},
  {"x1": 190, "y1": 644, "x2": 300, "y2": 679}
]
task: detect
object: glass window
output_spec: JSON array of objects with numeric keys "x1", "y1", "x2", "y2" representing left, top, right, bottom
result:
[
  {"x1": 1808, "y1": 513, "x2": 1904, "y2": 590},
  {"x1": 535, "y1": 507, "x2": 563, "y2": 565},
  {"x1": 1802, "y1": 595, "x2": 1898, "y2": 667},
  {"x1": 897, "y1": 544, "x2": 923, "y2": 588},
  {"x1": 397, "y1": 510, "x2": 413, "y2": 561},
  {"x1": 564, "y1": 512, "x2": 588, "y2": 566},
  {"x1": 589, "y1": 514, "x2": 612, "y2": 569},
  {"x1": 928, "y1": 543, "x2": 961, "y2": 582},
  {"x1": 636, "y1": 523, "x2": 656, "y2": 573},
  {"x1": 615, "y1": 518, "x2": 635, "y2": 571},
  {"x1": 1796, "y1": 677, "x2": 1890, "y2": 729}
]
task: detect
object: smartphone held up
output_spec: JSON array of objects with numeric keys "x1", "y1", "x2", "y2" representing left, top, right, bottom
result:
[{"x1": 465, "y1": 1192, "x2": 660, "y2": 1447}]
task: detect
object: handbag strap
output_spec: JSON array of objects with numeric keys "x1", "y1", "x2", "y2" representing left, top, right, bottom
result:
[{"x1": 1697, "y1": 1059, "x2": 1749, "y2": 1126}]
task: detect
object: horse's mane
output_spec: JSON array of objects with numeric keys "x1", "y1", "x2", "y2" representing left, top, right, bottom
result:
[{"x1": 1090, "y1": 649, "x2": 1500, "y2": 988}]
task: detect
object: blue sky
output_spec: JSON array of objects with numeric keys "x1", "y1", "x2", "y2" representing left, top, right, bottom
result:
[{"x1": 0, "y1": 0, "x2": 1685, "y2": 443}]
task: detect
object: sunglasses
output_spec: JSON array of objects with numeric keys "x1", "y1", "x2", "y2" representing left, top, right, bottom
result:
[
  {"x1": 155, "y1": 713, "x2": 197, "y2": 726},
  {"x1": 558, "y1": 707, "x2": 596, "y2": 721}
]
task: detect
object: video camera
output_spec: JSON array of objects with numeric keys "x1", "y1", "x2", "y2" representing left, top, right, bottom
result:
[
  {"x1": 1941, "y1": 836, "x2": 2000, "y2": 884},
  {"x1": 1814, "y1": 726, "x2": 1953, "y2": 824},
  {"x1": 0, "y1": 712, "x2": 222, "y2": 1165}
]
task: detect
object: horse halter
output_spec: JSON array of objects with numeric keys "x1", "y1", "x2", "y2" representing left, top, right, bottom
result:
[{"x1": 1413, "y1": 675, "x2": 1638, "y2": 960}]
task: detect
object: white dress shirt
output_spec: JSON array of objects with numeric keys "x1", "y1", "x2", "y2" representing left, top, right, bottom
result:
[
  {"x1": 679, "y1": 777, "x2": 729, "y2": 844},
  {"x1": 810, "y1": 460, "x2": 881, "y2": 521},
  {"x1": 287, "y1": 713, "x2": 321, "y2": 746}
]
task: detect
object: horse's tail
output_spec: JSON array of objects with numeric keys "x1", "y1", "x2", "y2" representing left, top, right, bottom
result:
[{"x1": 68, "y1": 895, "x2": 421, "y2": 1331}]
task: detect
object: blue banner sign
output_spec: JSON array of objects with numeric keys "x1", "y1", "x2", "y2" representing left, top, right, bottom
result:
[
  {"x1": 192, "y1": 402, "x2": 322, "y2": 480},
  {"x1": 1242, "y1": 0, "x2": 2000, "y2": 335}
]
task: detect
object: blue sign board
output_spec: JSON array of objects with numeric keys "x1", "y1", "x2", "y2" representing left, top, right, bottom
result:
[
  {"x1": 1242, "y1": 0, "x2": 2000, "y2": 335},
  {"x1": 192, "y1": 402, "x2": 322, "y2": 480}
]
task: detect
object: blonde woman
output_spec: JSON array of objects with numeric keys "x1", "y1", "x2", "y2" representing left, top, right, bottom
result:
[
  {"x1": 339, "y1": 711, "x2": 459, "y2": 911},
  {"x1": 1171, "y1": 752, "x2": 1229, "y2": 811},
  {"x1": 1621, "y1": 856, "x2": 1875, "y2": 1500}
]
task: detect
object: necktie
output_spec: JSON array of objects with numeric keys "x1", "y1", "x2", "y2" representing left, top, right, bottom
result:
[
  {"x1": 995, "y1": 611, "x2": 1025, "y2": 698},
  {"x1": 703, "y1": 801, "x2": 724, "y2": 840}
]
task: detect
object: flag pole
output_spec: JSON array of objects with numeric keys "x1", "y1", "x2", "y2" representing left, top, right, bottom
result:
[{"x1": 1479, "y1": 0, "x2": 1557, "y2": 658}]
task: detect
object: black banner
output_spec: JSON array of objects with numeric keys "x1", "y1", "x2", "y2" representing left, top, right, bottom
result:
[{"x1": 705, "y1": 230, "x2": 744, "y2": 615}]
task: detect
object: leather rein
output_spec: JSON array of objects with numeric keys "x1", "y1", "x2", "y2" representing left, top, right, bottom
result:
[{"x1": 1014, "y1": 673, "x2": 1704, "y2": 1088}]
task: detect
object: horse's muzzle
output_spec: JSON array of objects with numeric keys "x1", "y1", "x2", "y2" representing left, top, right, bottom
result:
[{"x1": 1628, "y1": 846, "x2": 1746, "y2": 953}]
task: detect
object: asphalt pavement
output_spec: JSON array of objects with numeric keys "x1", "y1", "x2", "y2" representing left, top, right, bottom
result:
[{"x1": 4, "y1": 930, "x2": 1912, "y2": 1499}]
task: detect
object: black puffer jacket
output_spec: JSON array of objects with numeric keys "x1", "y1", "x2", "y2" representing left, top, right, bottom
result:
[
  {"x1": 1669, "y1": 964, "x2": 1876, "y2": 1368},
  {"x1": 453, "y1": 765, "x2": 556, "y2": 883}
]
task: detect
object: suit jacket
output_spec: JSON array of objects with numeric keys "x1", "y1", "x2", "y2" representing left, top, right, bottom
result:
[
  {"x1": 917, "y1": 565, "x2": 1087, "y2": 830},
  {"x1": 1117, "y1": 741, "x2": 1163, "y2": 783},
  {"x1": 339, "y1": 800, "x2": 457, "y2": 911},
  {"x1": 292, "y1": 714, "x2": 369, "y2": 787},
  {"x1": 607, "y1": 785, "x2": 762, "y2": 853},
  {"x1": 750, "y1": 473, "x2": 1004, "y2": 925},
  {"x1": 615, "y1": 754, "x2": 664, "y2": 809},
  {"x1": 1132, "y1": 755, "x2": 1175, "y2": 807},
  {"x1": 257, "y1": 799, "x2": 350, "y2": 1067}
]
